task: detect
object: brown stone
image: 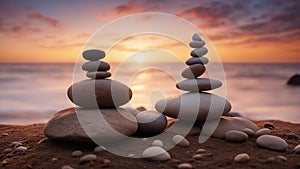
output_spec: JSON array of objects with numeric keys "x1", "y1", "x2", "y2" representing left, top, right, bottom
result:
[
  {"x1": 86, "y1": 71, "x2": 111, "y2": 79},
  {"x1": 82, "y1": 61, "x2": 110, "y2": 71}
]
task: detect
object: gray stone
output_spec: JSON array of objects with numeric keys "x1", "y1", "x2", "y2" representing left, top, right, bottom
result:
[
  {"x1": 94, "y1": 146, "x2": 106, "y2": 152},
  {"x1": 82, "y1": 61, "x2": 110, "y2": 71},
  {"x1": 205, "y1": 116, "x2": 259, "y2": 138},
  {"x1": 225, "y1": 130, "x2": 248, "y2": 142},
  {"x1": 256, "y1": 135, "x2": 288, "y2": 151},
  {"x1": 172, "y1": 135, "x2": 190, "y2": 147},
  {"x1": 12, "y1": 141, "x2": 22, "y2": 148},
  {"x1": 79, "y1": 154, "x2": 97, "y2": 164},
  {"x1": 1, "y1": 133, "x2": 8, "y2": 137},
  {"x1": 86, "y1": 71, "x2": 111, "y2": 79},
  {"x1": 152, "y1": 140, "x2": 163, "y2": 147},
  {"x1": 155, "y1": 92, "x2": 231, "y2": 121},
  {"x1": 234, "y1": 153, "x2": 250, "y2": 163},
  {"x1": 2, "y1": 148, "x2": 12, "y2": 154},
  {"x1": 185, "y1": 57, "x2": 209, "y2": 65},
  {"x1": 196, "y1": 148, "x2": 206, "y2": 154},
  {"x1": 51, "y1": 158, "x2": 58, "y2": 162},
  {"x1": 193, "y1": 154, "x2": 204, "y2": 160},
  {"x1": 67, "y1": 79, "x2": 132, "y2": 108},
  {"x1": 181, "y1": 64, "x2": 206, "y2": 79},
  {"x1": 189, "y1": 41, "x2": 205, "y2": 48},
  {"x1": 242, "y1": 128, "x2": 255, "y2": 137},
  {"x1": 294, "y1": 144, "x2": 300, "y2": 153},
  {"x1": 191, "y1": 47, "x2": 208, "y2": 57},
  {"x1": 176, "y1": 78, "x2": 222, "y2": 92},
  {"x1": 72, "y1": 150, "x2": 82, "y2": 157},
  {"x1": 44, "y1": 107, "x2": 138, "y2": 142},
  {"x1": 136, "y1": 111, "x2": 167, "y2": 136},
  {"x1": 264, "y1": 122, "x2": 275, "y2": 130},
  {"x1": 142, "y1": 146, "x2": 171, "y2": 161},
  {"x1": 178, "y1": 163, "x2": 193, "y2": 169},
  {"x1": 287, "y1": 133, "x2": 298, "y2": 139},
  {"x1": 192, "y1": 33, "x2": 201, "y2": 41},
  {"x1": 255, "y1": 128, "x2": 271, "y2": 137},
  {"x1": 62, "y1": 165, "x2": 74, "y2": 169},
  {"x1": 14, "y1": 146, "x2": 27, "y2": 153},
  {"x1": 276, "y1": 155, "x2": 287, "y2": 162},
  {"x1": 82, "y1": 49, "x2": 105, "y2": 61}
]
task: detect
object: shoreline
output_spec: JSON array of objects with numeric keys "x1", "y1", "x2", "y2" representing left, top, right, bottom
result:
[{"x1": 1, "y1": 120, "x2": 299, "y2": 169}]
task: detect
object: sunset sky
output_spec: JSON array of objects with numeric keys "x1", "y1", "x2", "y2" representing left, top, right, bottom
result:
[{"x1": 0, "y1": 0, "x2": 299, "y2": 63}]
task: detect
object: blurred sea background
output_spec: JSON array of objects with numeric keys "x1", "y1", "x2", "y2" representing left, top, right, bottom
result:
[{"x1": 0, "y1": 62, "x2": 299, "y2": 124}]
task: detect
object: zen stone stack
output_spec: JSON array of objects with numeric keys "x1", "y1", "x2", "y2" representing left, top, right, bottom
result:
[{"x1": 44, "y1": 49, "x2": 138, "y2": 142}]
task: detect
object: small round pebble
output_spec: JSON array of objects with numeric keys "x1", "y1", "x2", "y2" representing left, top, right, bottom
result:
[
  {"x1": 37, "y1": 138, "x2": 48, "y2": 145},
  {"x1": 1, "y1": 133, "x2": 8, "y2": 137},
  {"x1": 234, "y1": 153, "x2": 250, "y2": 163},
  {"x1": 193, "y1": 154, "x2": 204, "y2": 160},
  {"x1": 256, "y1": 135, "x2": 288, "y2": 151},
  {"x1": 276, "y1": 155, "x2": 287, "y2": 162},
  {"x1": 14, "y1": 146, "x2": 27, "y2": 153},
  {"x1": 52, "y1": 158, "x2": 58, "y2": 163},
  {"x1": 82, "y1": 61, "x2": 110, "y2": 71},
  {"x1": 242, "y1": 128, "x2": 255, "y2": 137},
  {"x1": 62, "y1": 165, "x2": 74, "y2": 169},
  {"x1": 255, "y1": 128, "x2": 271, "y2": 137},
  {"x1": 142, "y1": 146, "x2": 171, "y2": 161},
  {"x1": 79, "y1": 154, "x2": 97, "y2": 164},
  {"x1": 127, "y1": 154, "x2": 135, "y2": 158},
  {"x1": 264, "y1": 122, "x2": 275, "y2": 130},
  {"x1": 178, "y1": 163, "x2": 193, "y2": 169},
  {"x1": 294, "y1": 144, "x2": 300, "y2": 153},
  {"x1": 192, "y1": 33, "x2": 201, "y2": 41},
  {"x1": 83, "y1": 49, "x2": 105, "y2": 61},
  {"x1": 225, "y1": 130, "x2": 248, "y2": 142},
  {"x1": 72, "y1": 150, "x2": 82, "y2": 157},
  {"x1": 196, "y1": 148, "x2": 206, "y2": 154},
  {"x1": 102, "y1": 159, "x2": 111, "y2": 166},
  {"x1": 12, "y1": 141, "x2": 22, "y2": 147},
  {"x1": 189, "y1": 41, "x2": 205, "y2": 48},
  {"x1": 2, "y1": 159, "x2": 8, "y2": 166},
  {"x1": 287, "y1": 133, "x2": 299, "y2": 139},
  {"x1": 172, "y1": 135, "x2": 190, "y2": 147},
  {"x1": 152, "y1": 140, "x2": 163, "y2": 147},
  {"x1": 2, "y1": 148, "x2": 12, "y2": 154},
  {"x1": 94, "y1": 146, "x2": 106, "y2": 152}
]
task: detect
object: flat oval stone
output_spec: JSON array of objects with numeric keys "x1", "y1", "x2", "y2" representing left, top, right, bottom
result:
[
  {"x1": 178, "y1": 163, "x2": 193, "y2": 169},
  {"x1": 82, "y1": 61, "x2": 110, "y2": 71},
  {"x1": 204, "y1": 116, "x2": 259, "y2": 138},
  {"x1": 264, "y1": 122, "x2": 275, "y2": 130},
  {"x1": 82, "y1": 49, "x2": 105, "y2": 61},
  {"x1": 142, "y1": 146, "x2": 171, "y2": 161},
  {"x1": 79, "y1": 154, "x2": 97, "y2": 164},
  {"x1": 86, "y1": 71, "x2": 111, "y2": 79},
  {"x1": 72, "y1": 150, "x2": 82, "y2": 157},
  {"x1": 44, "y1": 107, "x2": 138, "y2": 142},
  {"x1": 192, "y1": 33, "x2": 201, "y2": 41},
  {"x1": 191, "y1": 47, "x2": 208, "y2": 57},
  {"x1": 14, "y1": 146, "x2": 27, "y2": 153},
  {"x1": 234, "y1": 153, "x2": 250, "y2": 163},
  {"x1": 242, "y1": 128, "x2": 255, "y2": 137},
  {"x1": 294, "y1": 144, "x2": 300, "y2": 153},
  {"x1": 155, "y1": 92, "x2": 231, "y2": 121},
  {"x1": 255, "y1": 128, "x2": 271, "y2": 137},
  {"x1": 152, "y1": 140, "x2": 163, "y2": 147},
  {"x1": 189, "y1": 41, "x2": 205, "y2": 48},
  {"x1": 172, "y1": 135, "x2": 190, "y2": 147},
  {"x1": 181, "y1": 64, "x2": 206, "y2": 79},
  {"x1": 67, "y1": 79, "x2": 132, "y2": 108},
  {"x1": 176, "y1": 78, "x2": 222, "y2": 92},
  {"x1": 225, "y1": 130, "x2": 248, "y2": 142},
  {"x1": 185, "y1": 57, "x2": 209, "y2": 65},
  {"x1": 256, "y1": 135, "x2": 288, "y2": 151},
  {"x1": 136, "y1": 111, "x2": 167, "y2": 136}
]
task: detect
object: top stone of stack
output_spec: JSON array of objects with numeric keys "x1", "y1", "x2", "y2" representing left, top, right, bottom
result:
[{"x1": 82, "y1": 49, "x2": 106, "y2": 61}]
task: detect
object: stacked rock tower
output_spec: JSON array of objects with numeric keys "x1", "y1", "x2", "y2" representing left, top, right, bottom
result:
[
  {"x1": 44, "y1": 49, "x2": 138, "y2": 143},
  {"x1": 155, "y1": 34, "x2": 232, "y2": 125}
]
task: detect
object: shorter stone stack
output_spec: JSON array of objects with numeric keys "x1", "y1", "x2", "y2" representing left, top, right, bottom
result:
[{"x1": 44, "y1": 49, "x2": 138, "y2": 143}]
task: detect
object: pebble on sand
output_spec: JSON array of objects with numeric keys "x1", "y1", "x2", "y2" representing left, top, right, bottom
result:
[
  {"x1": 225, "y1": 130, "x2": 248, "y2": 142},
  {"x1": 256, "y1": 135, "x2": 288, "y2": 151},
  {"x1": 287, "y1": 133, "x2": 299, "y2": 140},
  {"x1": 152, "y1": 140, "x2": 164, "y2": 147},
  {"x1": 2, "y1": 148, "x2": 12, "y2": 154},
  {"x1": 264, "y1": 122, "x2": 275, "y2": 130},
  {"x1": 242, "y1": 128, "x2": 255, "y2": 137},
  {"x1": 178, "y1": 163, "x2": 193, "y2": 169},
  {"x1": 37, "y1": 138, "x2": 48, "y2": 145},
  {"x1": 1, "y1": 133, "x2": 8, "y2": 137},
  {"x1": 193, "y1": 154, "x2": 204, "y2": 160},
  {"x1": 196, "y1": 148, "x2": 206, "y2": 154},
  {"x1": 276, "y1": 155, "x2": 287, "y2": 162},
  {"x1": 294, "y1": 144, "x2": 300, "y2": 153},
  {"x1": 52, "y1": 158, "x2": 58, "y2": 163},
  {"x1": 172, "y1": 135, "x2": 190, "y2": 147},
  {"x1": 14, "y1": 146, "x2": 27, "y2": 153},
  {"x1": 72, "y1": 150, "x2": 82, "y2": 157},
  {"x1": 255, "y1": 128, "x2": 271, "y2": 137},
  {"x1": 234, "y1": 153, "x2": 250, "y2": 163},
  {"x1": 94, "y1": 146, "x2": 106, "y2": 152},
  {"x1": 2, "y1": 159, "x2": 8, "y2": 166},
  {"x1": 142, "y1": 146, "x2": 171, "y2": 161},
  {"x1": 79, "y1": 154, "x2": 97, "y2": 164},
  {"x1": 62, "y1": 165, "x2": 74, "y2": 169}
]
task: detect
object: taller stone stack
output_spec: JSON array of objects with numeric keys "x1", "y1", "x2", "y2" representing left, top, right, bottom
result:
[
  {"x1": 155, "y1": 34, "x2": 232, "y2": 123},
  {"x1": 44, "y1": 49, "x2": 138, "y2": 142}
]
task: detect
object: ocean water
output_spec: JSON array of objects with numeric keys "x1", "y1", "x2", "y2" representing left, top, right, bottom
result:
[{"x1": 0, "y1": 63, "x2": 299, "y2": 124}]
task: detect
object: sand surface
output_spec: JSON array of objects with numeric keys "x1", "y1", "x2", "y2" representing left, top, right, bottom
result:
[{"x1": 0, "y1": 120, "x2": 299, "y2": 169}]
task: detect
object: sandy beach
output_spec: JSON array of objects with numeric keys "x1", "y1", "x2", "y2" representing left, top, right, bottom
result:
[{"x1": 1, "y1": 120, "x2": 299, "y2": 169}]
